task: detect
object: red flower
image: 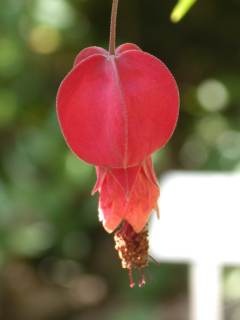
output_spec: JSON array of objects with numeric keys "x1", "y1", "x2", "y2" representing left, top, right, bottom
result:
[
  {"x1": 56, "y1": 42, "x2": 179, "y2": 287},
  {"x1": 56, "y1": 0, "x2": 180, "y2": 287}
]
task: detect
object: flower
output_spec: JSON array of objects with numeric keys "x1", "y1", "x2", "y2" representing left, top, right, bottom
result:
[{"x1": 56, "y1": 43, "x2": 179, "y2": 287}]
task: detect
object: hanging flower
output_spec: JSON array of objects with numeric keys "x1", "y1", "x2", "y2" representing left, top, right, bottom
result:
[{"x1": 56, "y1": 0, "x2": 179, "y2": 287}]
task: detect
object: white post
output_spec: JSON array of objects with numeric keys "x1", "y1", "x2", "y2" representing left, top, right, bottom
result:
[
  {"x1": 150, "y1": 172, "x2": 240, "y2": 320},
  {"x1": 190, "y1": 263, "x2": 223, "y2": 320}
]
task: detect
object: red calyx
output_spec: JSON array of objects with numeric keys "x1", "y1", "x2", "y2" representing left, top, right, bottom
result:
[{"x1": 56, "y1": 43, "x2": 179, "y2": 168}]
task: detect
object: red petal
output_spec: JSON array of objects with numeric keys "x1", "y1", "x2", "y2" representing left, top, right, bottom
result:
[
  {"x1": 143, "y1": 157, "x2": 159, "y2": 187},
  {"x1": 98, "y1": 170, "x2": 125, "y2": 233},
  {"x1": 124, "y1": 164, "x2": 159, "y2": 232},
  {"x1": 57, "y1": 54, "x2": 127, "y2": 167},
  {"x1": 91, "y1": 166, "x2": 108, "y2": 195},
  {"x1": 73, "y1": 46, "x2": 108, "y2": 67},
  {"x1": 110, "y1": 165, "x2": 140, "y2": 197},
  {"x1": 97, "y1": 159, "x2": 159, "y2": 233},
  {"x1": 116, "y1": 43, "x2": 141, "y2": 55},
  {"x1": 115, "y1": 50, "x2": 179, "y2": 165}
]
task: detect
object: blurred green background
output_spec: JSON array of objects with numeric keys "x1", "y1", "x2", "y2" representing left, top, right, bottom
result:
[{"x1": 0, "y1": 0, "x2": 240, "y2": 319}]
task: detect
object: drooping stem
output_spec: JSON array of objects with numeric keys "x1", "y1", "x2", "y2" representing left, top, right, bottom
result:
[{"x1": 109, "y1": 0, "x2": 119, "y2": 55}]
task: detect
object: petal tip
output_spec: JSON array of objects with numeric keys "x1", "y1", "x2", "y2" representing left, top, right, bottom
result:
[{"x1": 98, "y1": 207, "x2": 122, "y2": 234}]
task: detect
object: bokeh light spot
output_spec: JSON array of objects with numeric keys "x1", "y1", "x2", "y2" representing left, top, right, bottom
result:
[
  {"x1": 8, "y1": 222, "x2": 55, "y2": 257},
  {"x1": 197, "y1": 79, "x2": 229, "y2": 112},
  {"x1": 51, "y1": 259, "x2": 82, "y2": 287},
  {"x1": 217, "y1": 130, "x2": 240, "y2": 160},
  {"x1": 180, "y1": 136, "x2": 209, "y2": 168},
  {"x1": 196, "y1": 114, "x2": 229, "y2": 145},
  {"x1": 33, "y1": 0, "x2": 75, "y2": 28},
  {"x1": 29, "y1": 25, "x2": 61, "y2": 54},
  {"x1": 69, "y1": 274, "x2": 108, "y2": 306}
]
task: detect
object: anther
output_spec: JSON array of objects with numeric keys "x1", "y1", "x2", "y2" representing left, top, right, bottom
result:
[
  {"x1": 138, "y1": 269, "x2": 146, "y2": 288},
  {"x1": 128, "y1": 269, "x2": 135, "y2": 288}
]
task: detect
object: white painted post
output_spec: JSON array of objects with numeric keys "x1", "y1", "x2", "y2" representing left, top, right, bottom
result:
[
  {"x1": 150, "y1": 171, "x2": 240, "y2": 320},
  {"x1": 190, "y1": 263, "x2": 222, "y2": 320}
]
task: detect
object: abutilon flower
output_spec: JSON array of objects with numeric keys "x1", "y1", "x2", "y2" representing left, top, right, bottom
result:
[{"x1": 56, "y1": 0, "x2": 179, "y2": 288}]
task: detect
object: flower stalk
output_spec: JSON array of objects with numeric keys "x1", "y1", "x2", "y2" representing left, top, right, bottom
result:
[{"x1": 109, "y1": 0, "x2": 119, "y2": 54}]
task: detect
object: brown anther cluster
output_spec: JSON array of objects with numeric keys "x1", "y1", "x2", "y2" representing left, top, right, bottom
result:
[{"x1": 114, "y1": 222, "x2": 149, "y2": 288}]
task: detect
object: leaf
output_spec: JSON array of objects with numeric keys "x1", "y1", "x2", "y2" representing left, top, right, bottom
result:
[{"x1": 171, "y1": 0, "x2": 197, "y2": 23}]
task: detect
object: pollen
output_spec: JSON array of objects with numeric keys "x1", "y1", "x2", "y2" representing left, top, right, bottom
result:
[{"x1": 114, "y1": 222, "x2": 149, "y2": 288}]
